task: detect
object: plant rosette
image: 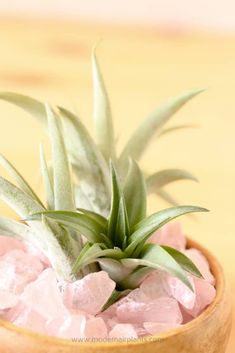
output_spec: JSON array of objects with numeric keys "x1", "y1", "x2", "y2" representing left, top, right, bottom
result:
[{"x1": 0, "y1": 50, "x2": 232, "y2": 352}]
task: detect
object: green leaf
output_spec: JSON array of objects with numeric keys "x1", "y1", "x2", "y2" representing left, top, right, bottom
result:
[
  {"x1": 115, "y1": 196, "x2": 129, "y2": 248},
  {"x1": 39, "y1": 144, "x2": 54, "y2": 209},
  {"x1": 108, "y1": 162, "x2": 129, "y2": 247},
  {"x1": 59, "y1": 107, "x2": 110, "y2": 215},
  {"x1": 102, "y1": 289, "x2": 131, "y2": 311},
  {"x1": 99, "y1": 258, "x2": 133, "y2": 284},
  {"x1": 46, "y1": 104, "x2": 75, "y2": 211},
  {"x1": 161, "y1": 245, "x2": 203, "y2": 278},
  {"x1": 146, "y1": 169, "x2": 198, "y2": 193},
  {"x1": 123, "y1": 159, "x2": 146, "y2": 229},
  {"x1": 119, "y1": 89, "x2": 204, "y2": 168},
  {"x1": 123, "y1": 244, "x2": 193, "y2": 290},
  {"x1": 119, "y1": 267, "x2": 154, "y2": 289},
  {"x1": 126, "y1": 205, "x2": 209, "y2": 256},
  {"x1": 0, "y1": 154, "x2": 44, "y2": 208},
  {"x1": 72, "y1": 243, "x2": 125, "y2": 273},
  {"x1": 76, "y1": 208, "x2": 107, "y2": 229},
  {"x1": 27, "y1": 210, "x2": 108, "y2": 245},
  {"x1": 92, "y1": 48, "x2": 116, "y2": 161}
]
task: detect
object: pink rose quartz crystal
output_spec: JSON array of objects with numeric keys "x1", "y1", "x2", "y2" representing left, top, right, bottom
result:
[{"x1": 0, "y1": 223, "x2": 216, "y2": 340}]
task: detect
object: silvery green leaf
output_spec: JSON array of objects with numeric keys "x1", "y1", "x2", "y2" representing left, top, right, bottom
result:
[
  {"x1": 147, "y1": 169, "x2": 198, "y2": 193},
  {"x1": 40, "y1": 216, "x2": 75, "y2": 280},
  {"x1": 119, "y1": 89, "x2": 204, "y2": 168},
  {"x1": 0, "y1": 216, "x2": 42, "y2": 248},
  {"x1": 0, "y1": 154, "x2": 44, "y2": 207},
  {"x1": 59, "y1": 107, "x2": 110, "y2": 215},
  {"x1": 162, "y1": 245, "x2": 203, "y2": 278},
  {"x1": 0, "y1": 92, "x2": 46, "y2": 122},
  {"x1": 92, "y1": 48, "x2": 116, "y2": 161},
  {"x1": 0, "y1": 92, "x2": 110, "y2": 215},
  {"x1": 39, "y1": 144, "x2": 54, "y2": 210},
  {"x1": 46, "y1": 104, "x2": 75, "y2": 211},
  {"x1": 123, "y1": 244, "x2": 193, "y2": 290},
  {"x1": 0, "y1": 176, "x2": 44, "y2": 218},
  {"x1": 123, "y1": 159, "x2": 146, "y2": 229},
  {"x1": 125, "y1": 205, "x2": 209, "y2": 256}
]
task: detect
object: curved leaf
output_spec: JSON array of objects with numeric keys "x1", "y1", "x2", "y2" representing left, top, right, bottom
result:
[
  {"x1": 27, "y1": 210, "x2": 108, "y2": 245},
  {"x1": 123, "y1": 159, "x2": 146, "y2": 229},
  {"x1": 0, "y1": 176, "x2": 44, "y2": 218},
  {"x1": 0, "y1": 92, "x2": 110, "y2": 215},
  {"x1": 46, "y1": 104, "x2": 75, "y2": 211},
  {"x1": 126, "y1": 205, "x2": 209, "y2": 256},
  {"x1": 119, "y1": 89, "x2": 204, "y2": 168},
  {"x1": 39, "y1": 144, "x2": 54, "y2": 209},
  {"x1": 0, "y1": 92, "x2": 46, "y2": 122},
  {"x1": 0, "y1": 154, "x2": 44, "y2": 207},
  {"x1": 76, "y1": 208, "x2": 107, "y2": 229},
  {"x1": 161, "y1": 245, "x2": 203, "y2": 278},
  {"x1": 147, "y1": 169, "x2": 198, "y2": 193},
  {"x1": 72, "y1": 243, "x2": 125, "y2": 273},
  {"x1": 92, "y1": 48, "x2": 116, "y2": 161},
  {"x1": 59, "y1": 107, "x2": 110, "y2": 215},
  {"x1": 122, "y1": 244, "x2": 193, "y2": 290}
]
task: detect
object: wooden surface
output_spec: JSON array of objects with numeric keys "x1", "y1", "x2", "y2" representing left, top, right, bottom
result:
[{"x1": 0, "y1": 17, "x2": 234, "y2": 351}]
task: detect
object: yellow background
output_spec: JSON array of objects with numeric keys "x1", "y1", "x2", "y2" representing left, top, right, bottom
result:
[{"x1": 0, "y1": 18, "x2": 234, "y2": 351}]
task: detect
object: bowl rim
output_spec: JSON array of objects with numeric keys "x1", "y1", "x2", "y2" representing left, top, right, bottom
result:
[{"x1": 0, "y1": 237, "x2": 226, "y2": 349}]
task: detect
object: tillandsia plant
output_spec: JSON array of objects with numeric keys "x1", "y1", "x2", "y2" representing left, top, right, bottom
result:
[
  {"x1": 0, "y1": 49, "x2": 203, "y2": 216},
  {"x1": 0, "y1": 103, "x2": 208, "y2": 309}
]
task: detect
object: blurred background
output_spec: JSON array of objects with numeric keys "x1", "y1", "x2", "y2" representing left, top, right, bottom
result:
[{"x1": 0, "y1": 1, "x2": 234, "y2": 351}]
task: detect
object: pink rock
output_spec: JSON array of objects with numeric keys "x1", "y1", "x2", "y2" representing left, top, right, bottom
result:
[
  {"x1": 185, "y1": 248, "x2": 215, "y2": 284},
  {"x1": 116, "y1": 297, "x2": 182, "y2": 325},
  {"x1": 180, "y1": 305, "x2": 194, "y2": 324},
  {"x1": 0, "y1": 236, "x2": 25, "y2": 256},
  {"x1": 21, "y1": 268, "x2": 67, "y2": 320},
  {"x1": 167, "y1": 275, "x2": 196, "y2": 310},
  {"x1": 0, "y1": 290, "x2": 18, "y2": 309},
  {"x1": 63, "y1": 271, "x2": 115, "y2": 315},
  {"x1": 185, "y1": 278, "x2": 216, "y2": 317},
  {"x1": 144, "y1": 322, "x2": 181, "y2": 335},
  {"x1": 0, "y1": 260, "x2": 16, "y2": 291},
  {"x1": 109, "y1": 324, "x2": 138, "y2": 339},
  {"x1": 149, "y1": 222, "x2": 186, "y2": 251},
  {"x1": 85, "y1": 317, "x2": 108, "y2": 339},
  {"x1": 46, "y1": 314, "x2": 86, "y2": 339},
  {"x1": 140, "y1": 271, "x2": 195, "y2": 310},
  {"x1": 140, "y1": 272, "x2": 169, "y2": 300},
  {"x1": 23, "y1": 242, "x2": 50, "y2": 267},
  {"x1": 13, "y1": 305, "x2": 47, "y2": 333},
  {"x1": 3, "y1": 250, "x2": 44, "y2": 279},
  {"x1": 2, "y1": 250, "x2": 44, "y2": 293}
]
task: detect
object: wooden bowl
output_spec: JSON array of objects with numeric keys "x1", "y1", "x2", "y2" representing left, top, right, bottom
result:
[{"x1": 0, "y1": 238, "x2": 232, "y2": 353}]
